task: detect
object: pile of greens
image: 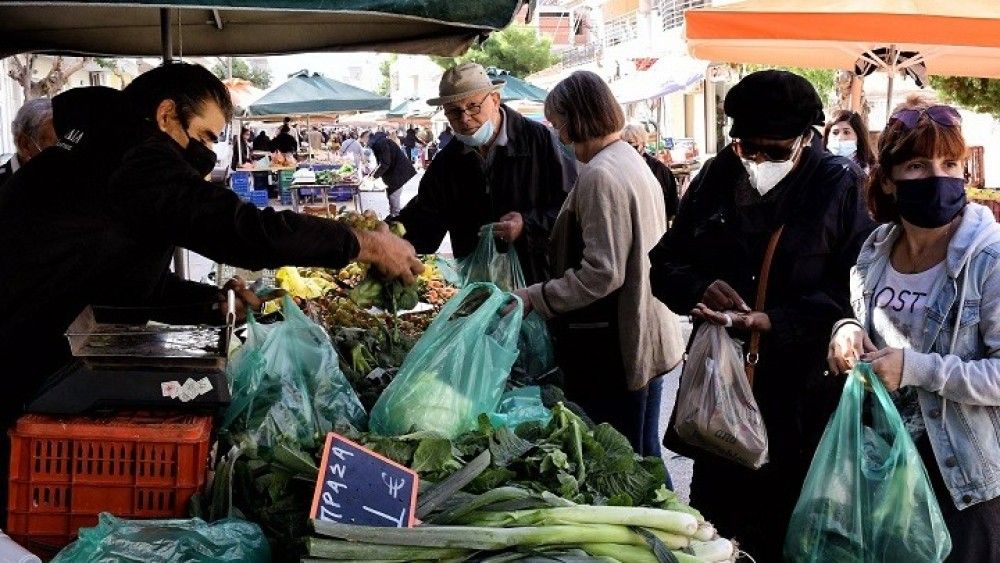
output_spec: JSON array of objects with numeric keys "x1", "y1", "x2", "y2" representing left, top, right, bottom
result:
[{"x1": 342, "y1": 403, "x2": 675, "y2": 509}]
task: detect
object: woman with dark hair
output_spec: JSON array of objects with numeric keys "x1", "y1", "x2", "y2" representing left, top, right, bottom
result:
[
  {"x1": 513, "y1": 70, "x2": 685, "y2": 461},
  {"x1": 829, "y1": 94, "x2": 1000, "y2": 561},
  {"x1": 824, "y1": 110, "x2": 876, "y2": 173}
]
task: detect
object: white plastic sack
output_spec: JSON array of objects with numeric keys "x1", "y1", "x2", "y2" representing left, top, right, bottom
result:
[{"x1": 675, "y1": 323, "x2": 769, "y2": 469}]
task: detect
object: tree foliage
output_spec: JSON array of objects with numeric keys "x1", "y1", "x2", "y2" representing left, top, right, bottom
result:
[
  {"x1": 432, "y1": 26, "x2": 560, "y2": 78},
  {"x1": 377, "y1": 54, "x2": 397, "y2": 96},
  {"x1": 741, "y1": 64, "x2": 837, "y2": 106},
  {"x1": 930, "y1": 76, "x2": 1000, "y2": 119},
  {"x1": 7, "y1": 55, "x2": 92, "y2": 100},
  {"x1": 211, "y1": 58, "x2": 272, "y2": 89}
]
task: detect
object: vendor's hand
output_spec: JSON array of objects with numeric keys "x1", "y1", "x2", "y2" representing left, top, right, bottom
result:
[
  {"x1": 700, "y1": 280, "x2": 750, "y2": 313},
  {"x1": 862, "y1": 347, "x2": 904, "y2": 392},
  {"x1": 692, "y1": 304, "x2": 771, "y2": 331},
  {"x1": 494, "y1": 212, "x2": 525, "y2": 243},
  {"x1": 355, "y1": 222, "x2": 424, "y2": 285},
  {"x1": 222, "y1": 277, "x2": 286, "y2": 322},
  {"x1": 827, "y1": 323, "x2": 877, "y2": 375}
]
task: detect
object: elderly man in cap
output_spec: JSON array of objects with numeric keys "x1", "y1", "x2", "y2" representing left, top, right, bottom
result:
[
  {"x1": 649, "y1": 70, "x2": 875, "y2": 561},
  {"x1": 397, "y1": 62, "x2": 577, "y2": 285},
  {"x1": 0, "y1": 98, "x2": 56, "y2": 186}
]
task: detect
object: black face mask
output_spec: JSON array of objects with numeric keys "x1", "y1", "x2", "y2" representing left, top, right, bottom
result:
[
  {"x1": 894, "y1": 176, "x2": 967, "y2": 228},
  {"x1": 183, "y1": 135, "x2": 218, "y2": 178}
]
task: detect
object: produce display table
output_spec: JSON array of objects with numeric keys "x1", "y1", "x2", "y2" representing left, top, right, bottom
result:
[{"x1": 288, "y1": 183, "x2": 360, "y2": 215}]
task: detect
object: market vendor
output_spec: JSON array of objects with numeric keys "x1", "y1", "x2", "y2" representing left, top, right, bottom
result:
[
  {"x1": 0, "y1": 67, "x2": 422, "y2": 476},
  {"x1": 396, "y1": 63, "x2": 577, "y2": 285}
]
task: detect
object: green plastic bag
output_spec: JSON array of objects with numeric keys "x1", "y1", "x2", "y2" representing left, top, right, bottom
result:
[
  {"x1": 222, "y1": 295, "x2": 367, "y2": 449},
  {"x1": 784, "y1": 363, "x2": 952, "y2": 563},
  {"x1": 459, "y1": 225, "x2": 557, "y2": 380},
  {"x1": 52, "y1": 513, "x2": 270, "y2": 563},
  {"x1": 488, "y1": 385, "x2": 553, "y2": 429},
  {"x1": 370, "y1": 282, "x2": 523, "y2": 438}
]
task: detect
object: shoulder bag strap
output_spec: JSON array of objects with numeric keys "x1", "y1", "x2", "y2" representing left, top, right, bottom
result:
[{"x1": 746, "y1": 226, "x2": 784, "y2": 387}]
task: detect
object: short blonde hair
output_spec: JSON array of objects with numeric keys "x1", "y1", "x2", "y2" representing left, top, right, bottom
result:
[
  {"x1": 620, "y1": 123, "x2": 647, "y2": 146},
  {"x1": 544, "y1": 71, "x2": 625, "y2": 143}
]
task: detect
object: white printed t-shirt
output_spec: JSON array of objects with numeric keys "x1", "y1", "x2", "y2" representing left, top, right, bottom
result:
[{"x1": 871, "y1": 261, "x2": 946, "y2": 440}]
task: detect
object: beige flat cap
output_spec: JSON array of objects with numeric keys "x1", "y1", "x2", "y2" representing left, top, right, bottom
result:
[{"x1": 428, "y1": 62, "x2": 505, "y2": 106}]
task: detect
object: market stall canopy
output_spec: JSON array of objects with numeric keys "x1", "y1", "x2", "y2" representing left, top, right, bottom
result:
[
  {"x1": 608, "y1": 56, "x2": 707, "y2": 105},
  {"x1": 0, "y1": 0, "x2": 526, "y2": 58},
  {"x1": 486, "y1": 68, "x2": 548, "y2": 103},
  {"x1": 245, "y1": 71, "x2": 390, "y2": 117},
  {"x1": 387, "y1": 98, "x2": 434, "y2": 119},
  {"x1": 684, "y1": 0, "x2": 1000, "y2": 78}
]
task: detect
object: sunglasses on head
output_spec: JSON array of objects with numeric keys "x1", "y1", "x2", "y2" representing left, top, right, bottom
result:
[
  {"x1": 732, "y1": 136, "x2": 803, "y2": 162},
  {"x1": 889, "y1": 105, "x2": 962, "y2": 130}
]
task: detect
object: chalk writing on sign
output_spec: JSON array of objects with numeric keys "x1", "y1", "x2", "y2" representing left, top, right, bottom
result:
[{"x1": 310, "y1": 432, "x2": 419, "y2": 528}]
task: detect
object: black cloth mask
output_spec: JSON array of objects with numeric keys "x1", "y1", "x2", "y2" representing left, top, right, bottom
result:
[
  {"x1": 894, "y1": 176, "x2": 967, "y2": 228},
  {"x1": 183, "y1": 135, "x2": 218, "y2": 178}
]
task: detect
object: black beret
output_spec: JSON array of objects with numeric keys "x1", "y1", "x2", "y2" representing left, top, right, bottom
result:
[{"x1": 725, "y1": 70, "x2": 825, "y2": 140}]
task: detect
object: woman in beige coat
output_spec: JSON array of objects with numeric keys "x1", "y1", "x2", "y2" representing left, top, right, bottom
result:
[{"x1": 514, "y1": 71, "x2": 685, "y2": 463}]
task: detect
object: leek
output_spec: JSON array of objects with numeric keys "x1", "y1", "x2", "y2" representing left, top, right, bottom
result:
[{"x1": 456, "y1": 506, "x2": 699, "y2": 537}]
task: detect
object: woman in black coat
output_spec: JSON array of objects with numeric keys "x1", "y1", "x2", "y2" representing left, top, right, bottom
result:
[
  {"x1": 649, "y1": 71, "x2": 876, "y2": 562},
  {"x1": 369, "y1": 131, "x2": 416, "y2": 218}
]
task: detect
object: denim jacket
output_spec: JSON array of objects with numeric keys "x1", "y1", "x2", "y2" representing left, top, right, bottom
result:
[{"x1": 851, "y1": 203, "x2": 1000, "y2": 510}]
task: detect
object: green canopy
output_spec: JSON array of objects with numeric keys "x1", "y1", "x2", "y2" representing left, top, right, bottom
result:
[
  {"x1": 246, "y1": 71, "x2": 389, "y2": 116},
  {"x1": 387, "y1": 98, "x2": 433, "y2": 118},
  {"x1": 0, "y1": 0, "x2": 526, "y2": 58},
  {"x1": 488, "y1": 68, "x2": 548, "y2": 103}
]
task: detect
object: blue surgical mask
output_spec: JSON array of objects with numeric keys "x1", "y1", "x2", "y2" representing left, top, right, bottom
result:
[
  {"x1": 455, "y1": 119, "x2": 495, "y2": 147},
  {"x1": 827, "y1": 139, "x2": 857, "y2": 159}
]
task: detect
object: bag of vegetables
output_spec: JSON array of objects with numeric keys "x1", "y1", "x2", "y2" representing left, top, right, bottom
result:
[
  {"x1": 369, "y1": 282, "x2": 523, "y2": 438},
  {"x1": 783, "y1": 363, "x2": 951, "y2": 563},
  {"x1": 460, "y1": 225, "x2": 557, "y2": 381},
  {"x1": 674, "y1": 322, "x2": 769, "y2": 469},
  {"x1": 222, "y1": 295, "x2": 367, "y2": 449}
]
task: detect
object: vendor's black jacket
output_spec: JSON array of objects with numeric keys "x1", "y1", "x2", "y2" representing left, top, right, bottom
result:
[
  {"x1": 370, "y1": 132, "x2": 416, "y2": 195},
  {"x1": 397, "y1": 106, "x2": 577, "y2": 285},
  {"x1": 642, "y1": 152, "x2": 679, "y2": 220},
  {"x1": 271, "y1": 132, "x2": 298, "y2": 154},
  {"x1": 650, "y1": 134, "x2": 875, "y2": 458},
  {"x1": 0, "y1": 87, "x2": 361, "y2": 414}
]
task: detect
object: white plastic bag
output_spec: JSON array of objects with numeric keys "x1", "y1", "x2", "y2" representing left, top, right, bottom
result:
[{"x1": 675, "y1": 323, "x2": 769, "y2": 468}]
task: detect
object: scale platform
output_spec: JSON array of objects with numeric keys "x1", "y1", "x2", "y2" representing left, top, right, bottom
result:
[{"x1": 28, "y1": 361, "x2": 231, "y2": 416}]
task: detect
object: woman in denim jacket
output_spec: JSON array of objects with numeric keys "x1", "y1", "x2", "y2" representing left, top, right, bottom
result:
[{"x1": 829, "y1": 95, "x2": 1000, "y2": 561}]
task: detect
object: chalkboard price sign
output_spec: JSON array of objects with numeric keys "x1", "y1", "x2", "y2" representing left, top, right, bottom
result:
[{"x1": 310, "y1": 432, "x2": 419, "y2": 528}]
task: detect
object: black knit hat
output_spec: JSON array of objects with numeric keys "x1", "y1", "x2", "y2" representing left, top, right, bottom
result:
[{"x1": 725, "y1": 70, "x2": 825, "y2": 140}]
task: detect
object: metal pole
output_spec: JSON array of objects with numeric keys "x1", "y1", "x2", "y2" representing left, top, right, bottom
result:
[
  {"x1": 885, "y1": 44, "x2": 897, "y2": 123},
  {"x1": 161, "y1": 8, "x2": 190, "y2": 279},
  {"x1": 160, "y1": 8, "x2": 173, "y2": 63}
]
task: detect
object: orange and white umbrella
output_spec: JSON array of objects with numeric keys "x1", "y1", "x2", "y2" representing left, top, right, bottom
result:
[{"x1": 686, "y1": 0, "x2": 1000, "y2": 113}]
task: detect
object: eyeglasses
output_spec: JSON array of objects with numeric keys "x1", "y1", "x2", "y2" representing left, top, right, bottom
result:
[
  {"x1": 443, "y1": 93, "x2": 492, "y2": 120},
  {"x1": 732, "y1": 136, "x2": 803, "y2": 162},
  {"x1": 890, "y1": 105, "x2": 962, "y2": 130}
]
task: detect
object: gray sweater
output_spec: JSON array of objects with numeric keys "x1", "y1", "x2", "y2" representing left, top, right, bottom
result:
[{"x1": 525, "y1": 140, "x2": 685, "y2": 390}]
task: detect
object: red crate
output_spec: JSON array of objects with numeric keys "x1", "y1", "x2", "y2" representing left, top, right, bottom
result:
[{"x1": 7, "y1": 413, "x2": 212, "y2": 556}]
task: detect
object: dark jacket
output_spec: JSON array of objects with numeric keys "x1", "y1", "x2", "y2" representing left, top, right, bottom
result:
[
  {"x1": 397, "y1": 106, "x2": 577, "y2": 285},
  {"x1": 271, "y1": 132, "x2": 298, "y2": 154},
  {"x1": 0, "y1": 88, "x2": 361, "y2": 416},
  {"x1": 642, "y1": 152, "x2": 679, "y2": 220},
  {"x1": 370, "y1": 132, "x2": 416, "y2": 194},
  {"x1": 252, "y1": 132, "x2": 271, "y2": 152},
  {"x1": 0, "y1": 155, "x2": 16, "y2": 188},
  {"x1": 648, "y1": 134, "x2": 875, "y2": 561}
]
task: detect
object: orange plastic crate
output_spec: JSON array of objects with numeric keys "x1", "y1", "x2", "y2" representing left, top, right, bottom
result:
[{"x1": 7, "y1": 413, "x2": 212, "y2": 555}]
